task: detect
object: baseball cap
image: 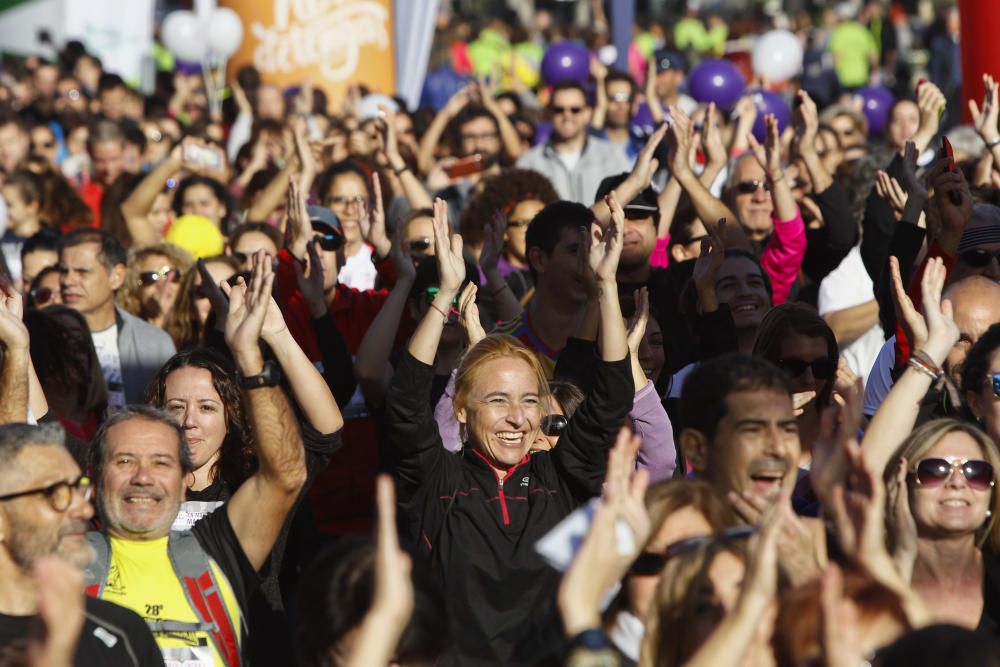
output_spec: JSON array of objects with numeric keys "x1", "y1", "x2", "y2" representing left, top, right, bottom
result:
[
  {"x1": 595, "y1": 173, "x2": 660, "y2": 218},
  {"x1": 165, "y1": 214, "x2": 225, "y2": 259},
  {"x1": 307, "y1": 205, "x2": 343, "y2": 236},
  {"x1": 654, "y1": 49, "x2": 687, "y2": 74}
]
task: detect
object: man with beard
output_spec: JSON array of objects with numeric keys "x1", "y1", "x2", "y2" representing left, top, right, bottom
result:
[
  {"x1": 0, "y1": 423, "x2": 163, "y2": 666},
  {"x1": 517, "y1": 81, "x2": 632, "y2": 203}
]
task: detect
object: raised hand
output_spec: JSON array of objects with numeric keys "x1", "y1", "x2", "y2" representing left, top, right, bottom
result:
[
  {"x1": 692, "y1": 218, "x2": 726, "y2": 312},
  {"x1": 388, "y1": 223, "x2": 417, "y2": 285},
  {"x1": 875, "y1": 170, "x2": 908, "y2": 219},
  {"x1": 589, "y1": 193, "x2": 625, "y2": 282},
  {"x1": 915, "y1": 80, "x2": 947, "y2": 143},
  {"x1": 457, "y1": 282, "x2": 487, "y2": 347},
  {"x1": 557, "y1": 427, "x2": 650, "y2": 635},
  {"x1": 479, "y1": 210, "x2": 507, "y2": 277},
  {"x1": 196, "y1": 259, "x2": 231, "y2": 332},
  {"x1": 666, "y1": 105, "x2": 694, "y2": 178},
  {"x1": 630, "y1": 123, "x2": 667, "y2": 189},
  {"x1": 221, "y1": 249, "x2": 275, "y2": 367},
  {"x1": 927, "y1": 156, "x2": 973, "y2": 235},
  {"x1": 747, "y1": 114, "x2": 783, "y2": 179},
  {"x1": 793, "y1": 90, "x2": 819, "y2": 156},
  {"x1": 626, "y1": 287, "x2": 650, "y2": 357},
  {"x1": 702, "y1": 103, "x2": 727, "y2": 168},
  {"x1": 360, "y1": 172, "x2": 391, "y2": 259},
  {"x1": 918, "y1": 255, "x2": 960, "y2": 363},
  {"x1": 969, "y1": 73, "x2": 1000, "y2": 145},
  {"x1": 0, "y1": 284, "x2": 29, "y2": 352},
  {"x1": 370, "y1": 475, "x2": 414, "y2": 626},
  {"x1": 432, "y1": 198, "x2": 465, "y2": 296},
  {"x1": 886, "y1": 458, "x2": 918, "y2": 581},
  {"x1": 293, "y1": 240, "x2": 328, "y2": 319},
  {"x1": 287, "y1": 175, "x2": 313, "y2": 259},
  {"x1": 899, "y1": 140, "x2": 927, "y2": 200}
]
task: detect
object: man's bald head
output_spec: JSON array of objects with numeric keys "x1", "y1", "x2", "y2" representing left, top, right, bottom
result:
[{"x1": 942, "y1": 276, "x2": 1000, "y2": 382}]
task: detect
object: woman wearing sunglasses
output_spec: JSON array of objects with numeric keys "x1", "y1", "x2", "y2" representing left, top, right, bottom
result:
[
  {"x1": 384, "y1": 196, "x2": 632, "y2": 665},
  {"x1": 864, "y1": 258, "x2": 1000, "y2": 630},
  {"x1": 118, "y1": 243, "x2": 192, "y2": 330}
]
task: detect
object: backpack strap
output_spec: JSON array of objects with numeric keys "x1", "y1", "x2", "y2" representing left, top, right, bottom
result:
[
  {"x1": 167, "y1": 531, "x2": 242, "y2": 667},
  {"x1": 83, "y1": 532, "x2": 110, "y2": 599}
]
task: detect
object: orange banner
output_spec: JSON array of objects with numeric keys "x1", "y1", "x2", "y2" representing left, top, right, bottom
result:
[{"x1": 219, "y1": 0, "x2": 395, "y2": 109}]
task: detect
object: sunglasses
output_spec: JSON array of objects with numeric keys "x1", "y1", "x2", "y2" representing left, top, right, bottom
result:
[
  {"x1": 408, "y1": 238, "x2": 432, "y2": 253},
  {"x1": 552, "y1": 105, "x2": 584, "y2": 116},
  {"x1": 992, "y1": 373, "x2": 1000, "y2": 399},
  {"x1": 540, "y1": 414, "x2": 568, "y2": 437},
  {"x1": 776, "y1": 357, "x2": 837, "y2": 380},
  {"x1": 507, "y1": 219, "x2": 532, "y2": 229},
  {"x1": 138, "y1": 267, "x2": 180, "y2": 287},
  {"x1": 30, "y1": 286, "x2": 54, "y2": 307},
  {"x1": 910, "y1": 457, "x2": 995, "y2": 491},
  {"x1": 958, "y1": 248, "x2": 1000, "y2": 268},
  {"x1": 608, "y1": 92, "x2": 632, "y2": 103},
  {"x1": 315, "y1": 233, "x2": 344, "y2": 252},
  {"x1": 629, "y1": 525, "x2": 757, "y2": 576},
  {"x1": 735, "y1": 180, "x2": 771, "y2": 194}
]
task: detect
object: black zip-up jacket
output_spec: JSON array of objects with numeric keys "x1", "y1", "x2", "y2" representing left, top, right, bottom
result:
[{"x1": 386, "y1": 350, "x2": 634, "y2": 667}]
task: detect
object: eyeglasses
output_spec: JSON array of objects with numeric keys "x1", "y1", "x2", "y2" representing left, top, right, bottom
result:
[
  {"x1": 911, "y1": 457, "x2": 995, "y2": 491},
  {"x1": 629, "y1": 525, "x2": 757, "y2": 576},
  {"x1": 34, "y1": 141, "x2": 55, "y2": 149},
  {"x1": 0, "y1": 475, "x2": 91, "y2": 512},
  {"x1": 552, "y1": 106, "x2": 584, "y2": 116},
  {"x1": 30, "y1": 286, "x2": 54, "y2": 307},
  {"x1": 775, "y1": 357, "x2": 837, "y2": 380},
  {"x1": 735, "y1": 180, "x2": 771, "y2": 194},
  {"x1": 408, "y1": 238, "x2": 432, "y2": 253},
  {"x1": 315, "y1": 233, "x2": 344, "y2": 252},
  {"x1": 540, "y1": 414, "x2": 568, "y2": 437},
  {"x1": 991, "y1": 373, "x2": 1000, "y2": 399},
  {"x1": 325, "y1": 195, "x2": 368, "y2": 210},
  {"x1": 958, "y1": 248, "x2": 1000, "y2": 268},
  {"x1": 138, "y1": 266, "x2": 180, "y2": 287}
]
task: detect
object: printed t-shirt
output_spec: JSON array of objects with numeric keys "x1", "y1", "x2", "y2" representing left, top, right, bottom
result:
[
  {"x1": 91, "y1": 325, "x2": 125, "y2": 408},
  {"x1": 494, "y1": 310, "x2": 561, "y2": 378}
]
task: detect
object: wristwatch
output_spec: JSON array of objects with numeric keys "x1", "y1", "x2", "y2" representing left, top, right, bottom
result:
[{"x1": 237, "y1": 360, "x2": 281, "y2": 389}]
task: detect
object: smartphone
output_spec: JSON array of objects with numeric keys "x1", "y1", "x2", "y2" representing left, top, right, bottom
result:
[
  {"x1": 183, "y1": 143, "x2": 224, "y2": 171},
  {"x1": 942, "y1": 136, "x2": 962, "y2": 205},
  {"x1": 444, "y1": 153, "x2": 485, "y2": 179}
]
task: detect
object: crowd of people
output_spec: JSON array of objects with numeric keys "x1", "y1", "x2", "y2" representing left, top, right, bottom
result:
[{"x1": 0, "y1": 0, "x2": 999, "y2": 666}]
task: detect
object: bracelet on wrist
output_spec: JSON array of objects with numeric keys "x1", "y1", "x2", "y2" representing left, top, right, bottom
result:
[
  {"x1": 429, "y1": 302, "x2": 450, "y2": 322},
  {"x1": 987, "y1": 136, "x2": 1000, "y2": 149},
  {"x1": 393, "y1": 163, "x2": 410, "y2": 176},
  {"x1": 907, "y1": 353, "x2": 942, "y2": 381}
]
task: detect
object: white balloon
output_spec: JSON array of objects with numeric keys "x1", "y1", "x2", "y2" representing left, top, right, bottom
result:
[
  {"x1": 162, "y1": 11, "x2": 205, "y2": 63},
  {"x1": 208, "y1": 8, "x2": 244, "y2": 58},
  {"x1": 751, "y1": 29, "x2": 803, "y2": 83}
]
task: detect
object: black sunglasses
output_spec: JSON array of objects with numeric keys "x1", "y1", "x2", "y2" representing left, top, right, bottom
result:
[
  {"x1": 629, "y1": 525, "x2": 757, "y2": 576},
  {"x1": 408, "y1": 238, "x2": 432, "y2": 253},
  {"x1": 776, "y1": 357, "x2": 837, "y2": 380},
  {"x1": 552, "y1": 105, "x2": 584, "y2": 115},
  {"x1": 958, "y1": 248, "x2": 1000, "y2": 268},
  {"x1": 316, "y1": 233, "x2": 344, "y2": 252},
  {"x1": 138, "y1": 267, "x2": 180, "y2": 287},
  {"x1": 30, "y1": 286, "x2": 54, "y2": 307},
  {"x1": 735, "y1": 180, "x2": 771, "y2": 194},
  {"x1": 911, "y1": 458, "x2": 995, "y2": 491},
  {"x1": 540, "y1": 414, "x2": 568, "y2": 437}
]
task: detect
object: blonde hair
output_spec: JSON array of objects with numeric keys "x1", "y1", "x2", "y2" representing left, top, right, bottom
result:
[
  {"x1": 117, "y1": 243, "x2": 193, "y2": 320},
  {"x1": 884, "y1": 418, "x2": 1000, "y2": 552},
  {"x1": 452, "y1": 334, "x2": 551, "y2": 437}
]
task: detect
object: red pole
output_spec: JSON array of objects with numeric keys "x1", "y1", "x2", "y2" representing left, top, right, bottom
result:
[{"x1": 958, "y1": 0, "x2": 1000, "y2": 123}]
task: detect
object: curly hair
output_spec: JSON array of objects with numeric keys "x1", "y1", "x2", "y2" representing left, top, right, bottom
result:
[
  {"x1": 145, "y1": 347, "x2": 256, "y2": 492},
  {"x1": 117, "y1": 243, "x2": 194, "y2": 321},
  {"x1": 458, "y1": 168, "x2": 559, "y2": 248}
]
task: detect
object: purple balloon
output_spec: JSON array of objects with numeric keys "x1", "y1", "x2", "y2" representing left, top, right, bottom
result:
[
  {"x1": 688, "y1": 59, "x2": 746, "y2": 110},
  {"x1": 855, "y1": 86, "x2": 894, "y2": 135},
  {"x1": 541, "y1": 41, "x2": 590, "y2": 86},
  {"x1": 175, "y1": 60, "x2": 201, "y2": 75},
  {"x1": 749, "y1": 89, "x2": 792, "y2": 141}
]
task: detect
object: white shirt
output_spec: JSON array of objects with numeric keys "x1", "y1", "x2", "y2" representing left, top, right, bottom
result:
[
  {"x1": 338, "y1": 243, "x2": 378, "y2": 291},
  {"x1": 818, "y1": 246, "x2": 884, "y2": 386},
  {"x1": 91, "y1": 325, "x2": 125, "y2": 408},
  {"x1": 556, "y1": 146, "x2": 583, "y2": 173}
]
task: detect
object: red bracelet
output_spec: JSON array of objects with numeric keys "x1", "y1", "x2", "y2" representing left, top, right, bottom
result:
[{"x1": 430, "y1": 302, "x2": 449, "y2": 321}]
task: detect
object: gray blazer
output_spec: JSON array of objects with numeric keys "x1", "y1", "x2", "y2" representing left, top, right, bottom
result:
[{"x1": 116, "y1": 306, "x2": 176, "y2": 405}]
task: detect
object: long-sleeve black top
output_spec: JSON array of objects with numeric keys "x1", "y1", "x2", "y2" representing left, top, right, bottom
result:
[{"x1": 385, "y1": 350, "x2": 633, "y2": 667}]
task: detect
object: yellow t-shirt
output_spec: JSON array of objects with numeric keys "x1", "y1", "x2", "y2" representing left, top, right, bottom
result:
[{"x1": 99, "y1": 536, "x2": 242, "y2": 667}]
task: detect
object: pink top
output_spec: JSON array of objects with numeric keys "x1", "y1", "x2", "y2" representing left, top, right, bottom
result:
[
  {"x1": 759, "y1": 207, "x2": 806, "y2": 305},
  {"x1": 649, "y1": 236, "x2": 670, "y2": 268}
]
